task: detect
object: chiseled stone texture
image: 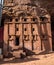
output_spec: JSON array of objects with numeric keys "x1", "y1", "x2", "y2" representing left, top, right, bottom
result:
[{"x1": 2, "y1": 0, "x2": 52, "y2": 57}]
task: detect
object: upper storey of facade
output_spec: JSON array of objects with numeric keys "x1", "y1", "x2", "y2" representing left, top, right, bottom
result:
[{"x1": 2, "y1": 0, "x2": 50, "y2": 23}]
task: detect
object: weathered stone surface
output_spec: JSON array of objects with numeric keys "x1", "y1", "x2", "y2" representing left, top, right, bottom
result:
[{"x1": 2, "y1": 0, "x2": 52, "y2": 58}]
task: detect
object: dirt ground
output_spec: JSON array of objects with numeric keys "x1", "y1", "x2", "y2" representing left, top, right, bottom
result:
[{"x1": 0, "y1": 52, "x2": 54, "y2": 65}]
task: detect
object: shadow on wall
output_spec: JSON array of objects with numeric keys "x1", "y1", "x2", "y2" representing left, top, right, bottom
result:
[
  {"x1": 51, "y1": 15, "x2": 54, "y2": 51},
  {"x1": 36, "y1": 22, "x2": 52, "y2": 51},
  {"x1": 40, "y1": 23, "x2": 51, "y2": 51}
]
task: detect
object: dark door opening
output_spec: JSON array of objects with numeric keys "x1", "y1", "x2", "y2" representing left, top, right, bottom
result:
[
  {"x1": 15, "y1": 36, "x2": 20, "y2": 46},
  {"x1": 51, "y1": 15, "x2": 54, "y2": 51}
]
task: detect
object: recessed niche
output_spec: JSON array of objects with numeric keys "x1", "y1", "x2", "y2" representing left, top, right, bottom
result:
[
  {"x1": 24, "y1": 28, "x2": 27, "y2": 31},
  {"x1": 9, "y1": 35, "x2": 11, "y2": 38},
  {"x1": 15, "y1": 18, "x2": 18, "y2": 22},
  {"x1": 41, "y1": 34, "x2": 47, "y2": 40},
  {"x1": 32, "y1": 35, "x2": 37, "y2": 41},
  {"x1": 16, "y1": 28, "x2": 19, "y2": 31},
  {"x1": 24, "y1": 18, "x2": 27, "y2": 21},
  {"x1": 24, "y1": 35, "x2": 29, "y2": 41},
  {"x1": 9, "y1": 8, "x2": 13, "y2": 12},
  {"x1": 32, "y1": 28, "x2": 35, "y2": 31},
  {"x1": 9, "y1": 18, "x2": 12, "y2": 22},
  {"x1": 33, "y1": 18, "x2": 36, "y2": 21}
]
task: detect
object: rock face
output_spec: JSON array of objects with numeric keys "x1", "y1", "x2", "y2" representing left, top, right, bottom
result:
[
  {"x1": 3, "y1": 0, "x2": 49, "y2": 18},
  {"x1": 14, "y1": 0, "x2": 31, "y2": 4},
  {"x1": 3, "y1": 0, "x2": 54, "y2": 19},
  {"x1": 36, "y1": 0, "x2": 54, "y2": 14}
]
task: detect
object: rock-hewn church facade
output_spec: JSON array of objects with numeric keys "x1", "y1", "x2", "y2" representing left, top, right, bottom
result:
[{"x1": 1, "y1": 0, "x2": 52, "y2": 58}]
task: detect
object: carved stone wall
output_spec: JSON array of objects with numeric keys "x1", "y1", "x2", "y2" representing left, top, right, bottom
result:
[{"x1": 3, "y1": 0, "x2": 52, "y2": 57}]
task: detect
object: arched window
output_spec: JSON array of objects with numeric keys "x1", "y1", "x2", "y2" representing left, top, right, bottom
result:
[
  {"x1": 24, "y1": 18, "x2": 27, "y2": 21},
  {"x1": 15, "y1": 18, "x2": 18, "y2": 22},
  {"x1": 32, "y1": 18, "x2": 38, "y2": 22}
]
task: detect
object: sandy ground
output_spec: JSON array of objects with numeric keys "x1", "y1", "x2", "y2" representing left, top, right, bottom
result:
[{"x1": 0, "y1": 52, "x2": 54, "y2": 65}]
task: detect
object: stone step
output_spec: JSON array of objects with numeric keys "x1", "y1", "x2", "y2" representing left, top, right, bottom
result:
[{"x1": 12, "y1": 50, "x2": 26, "y2": 58}]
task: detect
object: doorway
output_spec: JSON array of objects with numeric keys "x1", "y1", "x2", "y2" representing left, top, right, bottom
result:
[{"x1": 15, "y1": 36, "x2": 20, "y2": 46}]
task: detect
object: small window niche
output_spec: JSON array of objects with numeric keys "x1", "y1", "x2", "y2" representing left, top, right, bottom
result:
[
  {"x1": 24, "y1": 28, "x2": 27, "y2": 31},
  {"x1": 9, "y1": 35, "x2": 12, "y2": 41},
  {"x1": 24, "y1": 18, "x2": 27, "y2": 22},
  {"x1": 24, "y1": 35, "x2": 29, "y2": 41},
  {"x1": 33, "y1": 18, "x2": 36, "y2": 21},
  {"x1": 32, "y1": 18, "x2": 38, "y2": 23},
  {"x1": 10, "y1": 18, "x2": 12, "y2": 22},
  {"x1": 41, "y1": 34, "x2": 47, "y2": 40},
  {"x1": 15, "y1": 18, "x2": 18, "y2": 22},
  {"x1": 16, "y1": 28, "x2": 19, "y2": 31},
  {"x1": 9, "y1": 35, "x2": 11, "y2": 39},
  {"x1": 32, "y1": 35, "x2": 38, "y2": 41},
  {"x1": 32, "y1": 28, "x2": 35, "y2": 31}
]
